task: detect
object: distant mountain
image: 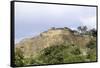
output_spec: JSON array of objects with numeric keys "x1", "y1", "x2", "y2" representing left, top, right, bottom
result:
[{"x1": 15, "y1": 27, "x2": 94, "y2": 58}]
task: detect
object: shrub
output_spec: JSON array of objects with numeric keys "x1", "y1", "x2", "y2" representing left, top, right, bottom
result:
[
  {"x1": 86, "y1": 40, "x2": 96, "y2": 49},
  {"x1": 15, "y1": 48, "x2": 41, "y2": 66},
  {"x1": 71, "y1": 47, "x2": 81, "y2": 55},
  {"x1": 87, "y1": 49, "x2": 96, "y2": 61},
  {"x1": 15, "y1": 42, "x2": 96, "y2": 66},
  {"x1": 38, "y1": 45, "x2": 66, "y2": 64},
  {"x1": 38, "y1": 44, "x2": 86, "y2": 64},
  {"x1": 15, "y1": 48, "x2": 25, "y2": 66}
]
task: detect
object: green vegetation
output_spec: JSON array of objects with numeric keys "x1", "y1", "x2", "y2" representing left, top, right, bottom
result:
[
  {"x1": 38, "y1": 44, "x2": 67, "y2": 64},
  {"x1": 15, "y1": 48, "x2": 41, "y2": 66},
  {"x1": 15, "y1": 26, "x2": 97, "y2": 66},
  {"x1": 86, "y1": 40, "x2": 97, "y2": 61},
  {"x1": 38, "y1": 44, "x2": 86, "y2": 64},
  {"x1": 90, "y1": 28, "x2": 97, "y2": 37},
  {"x1": 87, "y1": 49, "x2": 96, "y2": 61},
  {"x1": 86, "y1": 40, "x2": 96, "y2": 49},
  {"x1": 15, "y1": 48, "x2": 25, "y2": 66},
  {"x1": 15, "y1": 41, "x2": 96, "y2": 66}
]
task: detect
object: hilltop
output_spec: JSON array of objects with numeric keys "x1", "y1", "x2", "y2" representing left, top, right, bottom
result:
[{"x1": 16, "y1": 27, "x2": 94, "y2": 57}]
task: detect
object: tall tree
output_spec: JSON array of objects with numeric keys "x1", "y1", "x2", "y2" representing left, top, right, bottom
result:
[
  {"x1": 77, "y1": 26, "x2": 82, "y2": 33},
  {"x1": 83, "y1": 26, "x2": 87, "y2": 34},
  {"x1": 77, "y1": 26, "x2": 87, "y2": 34}
]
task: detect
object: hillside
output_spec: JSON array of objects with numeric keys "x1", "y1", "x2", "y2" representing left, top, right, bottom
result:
[{"x1": 15, "y1": 27, "x2": 96, "y2": 66}]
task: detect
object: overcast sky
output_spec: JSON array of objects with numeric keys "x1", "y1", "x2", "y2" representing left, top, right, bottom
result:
[{"x1": 15, "y1": 2, "x2": 96, "y2": 43}]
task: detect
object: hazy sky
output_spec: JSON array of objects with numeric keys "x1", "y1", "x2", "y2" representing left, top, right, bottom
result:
[{"x1": 15, "y1": 2, "x2": 96, "y2": 43}]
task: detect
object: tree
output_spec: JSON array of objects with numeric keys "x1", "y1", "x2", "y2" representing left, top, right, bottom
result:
[
  {"x1": 77, "y1": 26, "x2": 87, "y2": 34},
  {"x1": 83, "y1": 26, "x2": 87, "y2": 34},
  {"x1": 77, "y1": 26, "x2": 82, "y2": 33},
  {"x1": 89, "y1": 28, "x2": 97, "y2": 37}
]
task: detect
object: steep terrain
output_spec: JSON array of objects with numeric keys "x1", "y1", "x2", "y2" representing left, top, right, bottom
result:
[{"x1": 15, "y1": 27, "x2": 93, "y2": 58}]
